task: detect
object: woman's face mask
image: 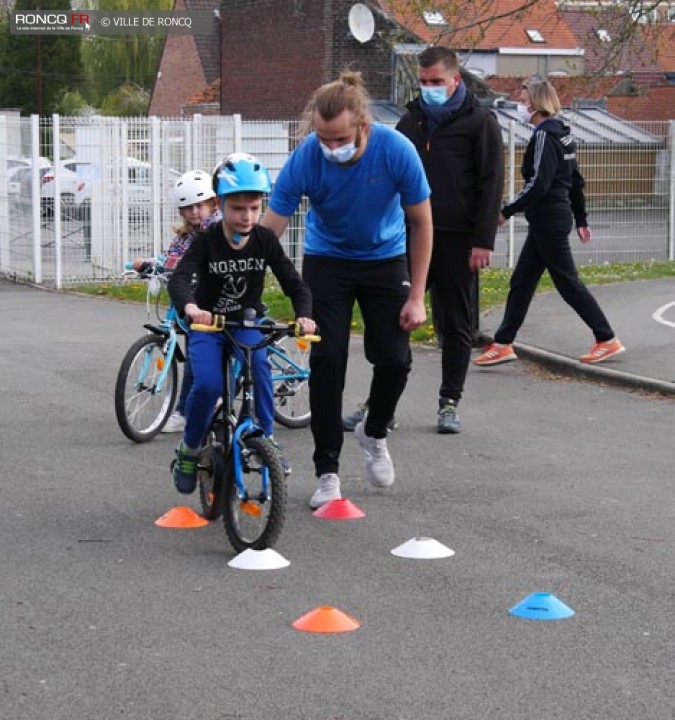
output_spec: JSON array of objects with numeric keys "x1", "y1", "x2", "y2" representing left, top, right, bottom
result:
[
  {"x1": 320, "y1": 141, "x2": 358, "y2": 164},
  {"x1": 516, "y1": 103, "x2": 534, "y2": 124},
  {"x1": 420, "y1": 86, "x2": 448, "y2": 106}
]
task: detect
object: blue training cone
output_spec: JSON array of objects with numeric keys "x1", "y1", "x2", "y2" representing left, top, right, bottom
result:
[{"x1": 509, "y1": 592, "x2": 575, "y2": 620}]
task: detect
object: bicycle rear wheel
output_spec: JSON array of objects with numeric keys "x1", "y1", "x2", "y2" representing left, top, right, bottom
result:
[
  {"x1": 114, "y1": 334, "x2": 178, "y2": 442},
  {"x1": 197, "y1": 420, "x2": 226, "y2": 520},
  {"x1": 270, "y1": 337, "x2": 311, "y2": 429},
  {"x1": 223, "y1": 436, "x2": 287, "y2": 552}
]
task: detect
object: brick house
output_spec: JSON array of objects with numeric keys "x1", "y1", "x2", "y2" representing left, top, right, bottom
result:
[
  {"x1": 148, "y1": 0, "x2": 221, "y2": 117},
  {"x1": 151, "y1": 0, "x2": 675, "y2": 121}
]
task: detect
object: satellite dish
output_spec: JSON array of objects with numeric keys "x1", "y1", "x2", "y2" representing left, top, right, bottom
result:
[{"x1": 348, "y1": 3, "x2": 375, "y2": 44}]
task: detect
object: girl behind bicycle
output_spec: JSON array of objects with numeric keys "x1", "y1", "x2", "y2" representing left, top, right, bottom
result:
[
  {"x1": 168, "y1": 153, "x2": 315, "y2": 494},
  {"x1": 133, "y1": 170, "x2": 221, "y2": 433}
]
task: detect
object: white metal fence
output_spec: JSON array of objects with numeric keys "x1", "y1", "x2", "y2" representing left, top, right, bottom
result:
[{"x1": 0, "y1": 113, "x2": 673, "y2": 288}]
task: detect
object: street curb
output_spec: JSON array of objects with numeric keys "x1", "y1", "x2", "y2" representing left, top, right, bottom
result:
[{"x1": 513, "y1": 341, "x2": 675, "y2": 398}]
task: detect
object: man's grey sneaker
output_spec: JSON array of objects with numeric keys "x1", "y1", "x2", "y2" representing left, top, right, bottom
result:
[
  {"x1": 354, "y1": 420, "x2": 395, "y2": 488},
  {"x1": 270, "y1": 438, "x2": 291, "y2": 476},
  {"x1": 437, "y1": 400, "x2": 461, "y2": 434},
  {"x1": 309, "y1": 473, "x2": 341, "y2": 509},
  {"x1": 162, "y1": 410, "x2": 185, "y2": 433},
  {"x1": 171, "y1": 443, "x2": 198, "y2": 494},
  {"x1": 343, "y1": 401, "x2": 399, "y2": 432}
]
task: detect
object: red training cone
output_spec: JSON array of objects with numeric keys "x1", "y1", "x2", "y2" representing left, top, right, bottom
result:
[
  {"x1": 312, "y1": 498, "x2": 365, "y2": 520},
  {"x1": 292, "y1": 606, "x2": 361, "y2": 633},
  {"x1": 154, "y1": 506, "x2": 209, "y2": 529}
]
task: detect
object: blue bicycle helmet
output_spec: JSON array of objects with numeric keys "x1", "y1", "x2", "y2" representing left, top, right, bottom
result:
[{"x1": 212, "y1": 153, "x2": 272, "y2": 197}]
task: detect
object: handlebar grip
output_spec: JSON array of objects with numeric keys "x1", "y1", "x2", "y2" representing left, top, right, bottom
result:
[
  {"x1": 300, "y1": 334, "x2": 321, "y2": 343},
  {"x1": 190, "y1": 323, "x2": 221, "y2": 332}
]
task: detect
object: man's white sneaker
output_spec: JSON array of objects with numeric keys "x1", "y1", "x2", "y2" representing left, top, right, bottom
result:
[
  {"x1": 309, "y1": 473, "x2": 341, "y2": 509},
  {"x1": 355, "y1": 421, "x2": 395, "y2": 488},
  {"x1": 161, "y1": 411, "x2": 185, "y2": 433}
]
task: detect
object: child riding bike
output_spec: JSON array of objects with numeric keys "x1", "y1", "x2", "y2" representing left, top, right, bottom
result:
[
  {"x1": 167, "y1": 153, "x2": 315, "y2": 494},
  {"x1": 132, "y1": 169, "x2": 221, "y2": 433}
]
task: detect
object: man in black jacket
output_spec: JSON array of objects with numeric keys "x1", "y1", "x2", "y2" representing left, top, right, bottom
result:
[{"x1": 396, "y1": 46, "x2": 504, "y2": 433}]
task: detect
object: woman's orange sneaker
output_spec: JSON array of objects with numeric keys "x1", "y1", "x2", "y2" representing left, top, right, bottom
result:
[
  {"x1": 579, "y1": 337, "x2": 625, "y2": 364},
  {"x1": 473, "y1": 343, "x2": 518, "y2": 366}
]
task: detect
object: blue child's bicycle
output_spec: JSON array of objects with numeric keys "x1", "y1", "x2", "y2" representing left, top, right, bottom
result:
[
  {"x1": 114, "y1": 264, "x2": 312, "y2": 443},
  {"x1": 191, "y1": 310, "x2": 320, "y2": 551}
]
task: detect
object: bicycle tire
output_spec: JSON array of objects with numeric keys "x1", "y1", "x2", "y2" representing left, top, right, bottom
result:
[
  {"x1": 197, "y1": 420, "x2": 226, "y2": 520},
  {"x1": 114, "y1": 334, "x2": 178, "y2": 443},
  {"x1": 271, "y1": 337, "x2": 311, "y2": 429},
  {"x1": 223, "y1": 435, "x2": 287, "y2": 552}
]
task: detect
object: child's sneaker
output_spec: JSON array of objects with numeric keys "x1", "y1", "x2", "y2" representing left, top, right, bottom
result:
[
  {"x1": 579, "y1": 337, "x2": 625, "y2": 364},
  {"x1": 355, "y1": 421, "x2": 394, "y2": 488},
  {"x1": 161, "y1": 410, "x2": 185, "y2": 433},
  {"x1": 309, "y1": 473, "x2": 341, "y2": 509},
  {"x1": 171, "y1": 443, "x2": 198, "y2": 494},
  {"x1": 473, "y1": 343, "x2": 517, "y2": 366}
]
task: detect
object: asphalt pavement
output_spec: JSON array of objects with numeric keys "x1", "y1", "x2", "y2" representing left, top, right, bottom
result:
[
  {"x1": 1, "y1": 279, "x2": 673, "y2": 720},
  {"x1": 477, "y1": 277, "x2": 675, "y2": 396}
]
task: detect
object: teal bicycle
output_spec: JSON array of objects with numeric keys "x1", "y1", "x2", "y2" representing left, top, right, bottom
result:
[
  {"x1": 192, "y1": 311, "x2": 320, "y2": 551},
  {"x1": 114, "y1": 263, "x2": 312, "y2": 443}
]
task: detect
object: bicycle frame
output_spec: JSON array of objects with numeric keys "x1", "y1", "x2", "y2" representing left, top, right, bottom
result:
[
  {"x1": 132, "y1": 269, "x2": 185, "y2": 396},
  {"x1": 214, "y1": 331, "x2": 275, "y2": 504},
  {"x1": 267, "y1": 340, "x2": 311, "y2": 386}
]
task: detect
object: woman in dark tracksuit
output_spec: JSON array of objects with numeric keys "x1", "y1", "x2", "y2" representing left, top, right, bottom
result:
[{"x1": 474, "y1": 78, "x2": 624, "y2": 367}]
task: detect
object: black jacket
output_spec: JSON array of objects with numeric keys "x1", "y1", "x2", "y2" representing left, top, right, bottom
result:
[
  {"x1": 396, "y1": 94, "x2": 504, "y2": 249},
  {"x1": 168, "y1": 223, "x2": 312, "y2": 321},
  {"x1": 502, "y1": 117, "x2": 587, "y2": 228}
]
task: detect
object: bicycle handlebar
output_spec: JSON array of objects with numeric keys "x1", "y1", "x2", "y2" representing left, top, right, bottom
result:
[{"x1": 190, "y1": 314, "x2": 320, "y2": 344}]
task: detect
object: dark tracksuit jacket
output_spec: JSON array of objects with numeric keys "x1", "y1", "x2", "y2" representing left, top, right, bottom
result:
[
  {"x1": 495, "y1": 117, "x2": 614, "y2": 344},
  {"x1": 396, "y1": 93, "x2": 504, "y2": 401}
]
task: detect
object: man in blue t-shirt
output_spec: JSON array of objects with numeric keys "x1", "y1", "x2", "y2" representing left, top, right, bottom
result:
[{"x1": 262, "y1": 71, "x2": 432, "y2": 510}]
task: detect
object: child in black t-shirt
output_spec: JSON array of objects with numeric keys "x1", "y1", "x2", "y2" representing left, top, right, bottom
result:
[{"x1": 168, "y1": 153, "x2": 315, "y2": 494}]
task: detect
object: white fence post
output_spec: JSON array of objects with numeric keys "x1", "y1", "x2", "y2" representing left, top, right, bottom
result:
[
  {"x1": 669, "y1": 120, "x2": 675, "y2": 261},
  {"x1": 151, "y1": 116, "x2": 162, "y2": 259},
  {"x1": 233, "y1": 114, "x2": 242, "y2": 153},
  {"x1": 30, "y1": 114, "x2": 42, "y2": 284},
  {"x1": 53, "y1": 113, "x2": 62, "y2": 289}
]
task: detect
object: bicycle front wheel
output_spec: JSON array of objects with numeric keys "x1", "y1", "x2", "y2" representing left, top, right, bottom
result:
[
  {"x1": 271, "y1": 337, "x2": 311, "y2": 429},
  {"x1": 114, "y1": 334, "x2": 178, "y2": 442},
  {"x1": 223, "y1": 436, "x2": 287, "y2": 552}
]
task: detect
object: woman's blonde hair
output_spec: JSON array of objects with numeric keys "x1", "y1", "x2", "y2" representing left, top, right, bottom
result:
[
  {"x1": 524, "y1": 77, "x2": 562, "y2": 117},
  {"x1": 299, "y1": 70, "x2": 373, "y2": 137}
]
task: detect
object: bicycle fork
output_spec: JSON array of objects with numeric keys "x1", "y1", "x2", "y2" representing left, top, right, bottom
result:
[{"x1": 138, "y1": 326, "x2": 179, "y2": 394}]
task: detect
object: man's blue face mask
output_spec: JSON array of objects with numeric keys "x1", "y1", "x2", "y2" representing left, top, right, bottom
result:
[{"x1": 420, "y1": 86, "x2": 448, "y2": 106}]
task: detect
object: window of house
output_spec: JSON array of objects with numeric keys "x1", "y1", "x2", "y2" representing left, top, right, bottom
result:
[
  {"x1": 423, "y1": 10, "x2": 448, "y2": 26},
  {"x1": 525, "y1": 28, "x2": 545, "y2": 43}
]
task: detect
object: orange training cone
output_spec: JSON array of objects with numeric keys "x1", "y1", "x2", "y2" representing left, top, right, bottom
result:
[
  {"x1": 154, "y1": 506, "x2": 209, "y2": 529},
  {"x1": 312, "y1": 498, "x2": 366, "y2": 520},
  {"x1": 292, "y1": 606, "x2": 361, "y2": 634}
]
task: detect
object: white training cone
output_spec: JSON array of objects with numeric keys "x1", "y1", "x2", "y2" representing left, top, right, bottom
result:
[
  {"x1": 227, "y1": 547, "x2": 290, "y2": 570},
  {"x1": 390, "y1": 537, "x2": 455, "y2": 559}
]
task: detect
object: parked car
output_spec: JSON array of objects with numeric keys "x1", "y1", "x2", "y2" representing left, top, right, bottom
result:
[
  {"x1": 14, "y1": 157, "x2": 88, "y2": 220},
  {"x1": 74, "y1": 158, "x2": 178, "y2": 224},
  {"x1": 6, "y1": 155, "x2": 51, "y2": 198}
]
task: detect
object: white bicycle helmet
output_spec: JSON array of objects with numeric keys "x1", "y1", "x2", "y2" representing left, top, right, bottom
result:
[{"x1": 173, "y1": 170, "x2": 216, "y2": 208}]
